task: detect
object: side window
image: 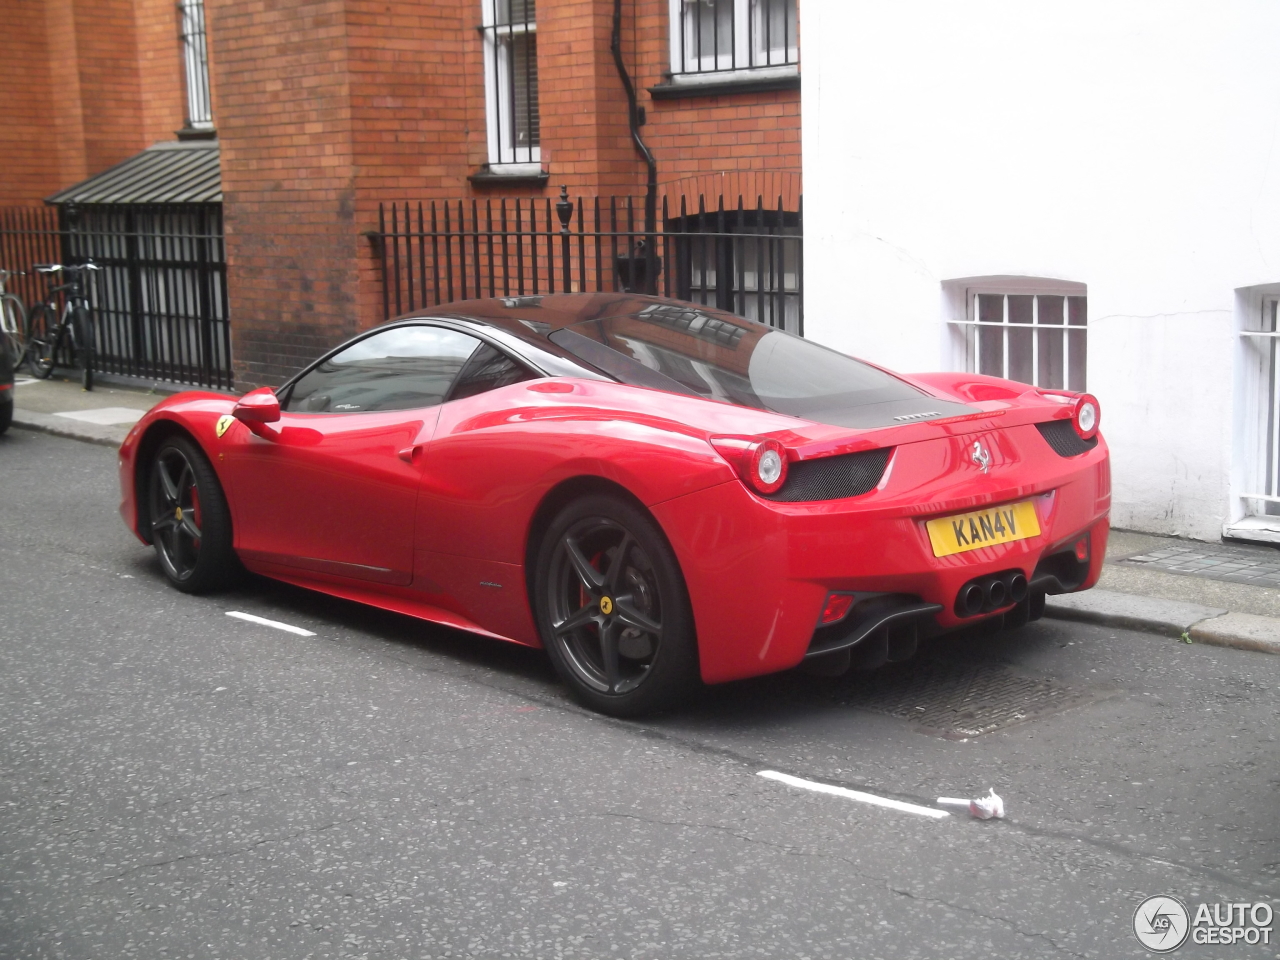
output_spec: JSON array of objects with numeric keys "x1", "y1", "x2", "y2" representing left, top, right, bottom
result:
[
  {"x1": 285, "y1": 326, "x2": 482, "y2": 413},
  {"x1": 449, "y1": 342, "x2": 536, "y2": 401}
]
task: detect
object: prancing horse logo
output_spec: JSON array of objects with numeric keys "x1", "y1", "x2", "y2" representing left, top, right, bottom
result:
[
  {"x1": 215, "y1": 414, "x2": 235, "y2": 438},
  {"x1": 971, "y1": 441, "x2": 991, "y2": 474}
]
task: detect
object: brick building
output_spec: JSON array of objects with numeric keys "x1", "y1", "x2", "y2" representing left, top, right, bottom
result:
[{"x1": 1, "y1": 0, "x2": 802, "y2": 389}]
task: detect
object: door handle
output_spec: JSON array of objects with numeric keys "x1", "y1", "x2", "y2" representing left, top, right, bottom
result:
[{"x1": 398, "y1": 444, "x2": 424, "y2": 463}]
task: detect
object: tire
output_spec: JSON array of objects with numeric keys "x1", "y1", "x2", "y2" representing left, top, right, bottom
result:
[
  {"x1": 533, "y1": 494, "x2": 700, "y2": 716},
  {"x1": 147, "y1": 435, "x2": 240, "y2": 593},
  {"x1": 0, "y1": 400, "x2": 11, "y2": 436},
  {"x1": 74, "y1": 307, "x2": 94, "y2": 391},
  {"x1": 26, "y1": 303, "x2": 56, "y2": 379},
  {"x1": 1, "y1": 295, "x2": 26, "y2": 368}
]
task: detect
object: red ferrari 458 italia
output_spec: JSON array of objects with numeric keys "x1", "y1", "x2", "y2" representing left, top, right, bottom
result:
[{"x1": 118, "y1": 293, "x2": 1109, "y2": 715}]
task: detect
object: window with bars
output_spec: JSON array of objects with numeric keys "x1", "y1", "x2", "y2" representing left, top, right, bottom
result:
[
  {"x1": 669, "y1": 0, "x2": 798, "y2": 76},
  {"x1": 178, "y1": 0, "x2": 213, "y2": 129},
  {"x1": 668, "y1": 207, "x2": 802, "y2": 334},
  {"x1": 951, "y1": 291, "x2": 1088, "y2": 391},
  {"x1": 1239, "y1": 296, "x2": 1280, "y2": 515},
  {"x1": 481, "y1": 0, "x2": 540, "y2": 169}
]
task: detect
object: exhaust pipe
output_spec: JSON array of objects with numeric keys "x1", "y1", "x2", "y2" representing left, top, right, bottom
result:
[
  {"x1": 984, "y1": 577, "x2": 1007, "y2": 609},
  {"x1": 1005, "y1": 572, "x2": 1028, "y2": 605},
  {"x1": 957, "y1": 582, "x2": 985, "y2": 617}
]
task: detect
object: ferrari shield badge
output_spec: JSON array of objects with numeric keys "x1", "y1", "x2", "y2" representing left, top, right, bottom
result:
[{"x1": 215, "y1": 414, "x2": 235, "y2": 438}]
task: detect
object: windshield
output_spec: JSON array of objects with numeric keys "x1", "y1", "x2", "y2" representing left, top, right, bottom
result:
[{"x1": 548, "y1": 303, "x2": 970, "y2": 428}]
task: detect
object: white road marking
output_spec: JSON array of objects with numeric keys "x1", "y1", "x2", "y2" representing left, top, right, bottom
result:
[
  {"x1": 757, "y1": 770, "x2": 951, "y2": 819},
  {"x1": 225, "y1": 611, "x2": 316, "y2": 636}
]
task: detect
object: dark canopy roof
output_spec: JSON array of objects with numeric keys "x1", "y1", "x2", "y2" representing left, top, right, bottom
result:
[{"x1": 46, "y1": 140, "x2": 221, "y2": 205}]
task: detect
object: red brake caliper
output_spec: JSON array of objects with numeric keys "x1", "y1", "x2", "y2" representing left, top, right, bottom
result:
[{"x1": 189, "y1": 484, "x2": 202, "y2": 545}]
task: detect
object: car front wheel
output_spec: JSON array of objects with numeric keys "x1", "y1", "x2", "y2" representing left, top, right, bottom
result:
[
  {"x1": 148, "y1": 435, "x2": 239, "y2": 593},
  {"x1": 534, "y1": 494, "x2": 699, "y2": 717}
]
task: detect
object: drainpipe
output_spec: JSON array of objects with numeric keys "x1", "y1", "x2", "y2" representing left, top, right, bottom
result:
[{"x1": 611, "y1": 0, "x2": 658, "y2": 293}]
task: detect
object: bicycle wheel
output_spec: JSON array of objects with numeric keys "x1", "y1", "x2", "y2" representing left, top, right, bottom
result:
[
  {"x1": 1, "y1": 294, "x2": 25, "y2": 368},
  {"x1": 73, "y1": 306, "x2": 94, "y2": 390},
  {"x1": 26, "y1": 303, "x2": 57, "y2": 379}
]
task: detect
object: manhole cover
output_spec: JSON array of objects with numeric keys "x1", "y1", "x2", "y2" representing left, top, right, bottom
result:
[{"x1": 834, "y1": 659, "x2": 1096, "y2": 737}]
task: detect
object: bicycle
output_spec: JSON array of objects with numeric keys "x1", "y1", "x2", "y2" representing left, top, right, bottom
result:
[
  {"x1": 27, "y1": 261, "x2": 102, "y2": 390},
  {"x1": 0, "y1": 268, "x2": 27, "y2": 370}
]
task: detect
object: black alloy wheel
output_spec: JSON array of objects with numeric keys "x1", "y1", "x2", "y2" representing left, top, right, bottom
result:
[
  {"x1": 534, "y1": 495, "x2": 699, "y2": 716},
  {"x1": 148, "y1": 436, "x2": 239, "y2": 593}
]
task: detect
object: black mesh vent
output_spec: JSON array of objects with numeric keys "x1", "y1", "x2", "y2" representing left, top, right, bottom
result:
[
  {"x1": 1036, "y1": 420, "x2": 1099, "y2": 458},
  {"x1": 763, "y1": 448, "x2": 893, "y2": 502}
]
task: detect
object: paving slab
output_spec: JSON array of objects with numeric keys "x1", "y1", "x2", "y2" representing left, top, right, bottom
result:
[
  {"x1": 10, "y1": 374, "x2": 174, "y2": 447},
  {"x1": 10, "y1": 407, "x2": 132, "y2": 447},
  {"x1": 54, "y1": 406, "x2": 145, "y2": 426}
]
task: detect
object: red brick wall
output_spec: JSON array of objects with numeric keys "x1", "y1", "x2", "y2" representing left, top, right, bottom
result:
[
  {"x1": 135, "y1": 0, "x2": 187, "y2": 143},
  {"x1": 0, "y1": 0, "x2": 186, "y2": 206},
  {"x1": 633, "y1": 2, "x2": 802, "y2": 198},
  {"x1": 73, "y1": 0, "x2": 148, "y2": 175},
  {"x1": 209, "y1": 0, "x2": 802, "y2": 385},
  {"x1": 0, "y1": 1, "x2": 64, "y2": 205},
  {"x1": 207, "y1": 0, "x2": 362, "y2": 386}
]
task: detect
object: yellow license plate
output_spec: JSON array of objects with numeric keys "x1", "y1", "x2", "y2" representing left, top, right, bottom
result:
[{"x1": 925, "y1": 500, "x2": 1041, "y2": 558}]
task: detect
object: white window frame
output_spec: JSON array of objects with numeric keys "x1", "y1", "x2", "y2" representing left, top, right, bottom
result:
[
  {"x1": 179, "y1": 0, "x2": 213, "y2": 129},
  {"x1": 1232, "y1": 289, "x2": 1280, "y2": 527},
  {"x1": 481, "y1": 0, "x2": 540, "y2": 170},
  {"x1": 666, "y1": 0, "x2": 798, "y2": 79},
  {"x1": 945, "y1": 280, "x2": 1088, "y2": 391}
]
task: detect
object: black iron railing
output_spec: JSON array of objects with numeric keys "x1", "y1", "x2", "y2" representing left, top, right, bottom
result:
[
  {"x1": 369, "y1": 188, "x2": 803, "y2": 334},
  {"x1": 0, "y1": 204, "x2": 232, "y2": 389}
]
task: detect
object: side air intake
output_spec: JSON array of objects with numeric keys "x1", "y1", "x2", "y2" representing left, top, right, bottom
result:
[
  {"x1": 1036, "y1": 420, "x2": 1099, "y2": 458},
  {"x1": 761, "y1": 448, "x2": 892, "y2": 502}
]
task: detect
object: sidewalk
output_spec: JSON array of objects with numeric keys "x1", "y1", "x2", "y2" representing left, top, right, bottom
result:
[
  {"x1": 10, "y1": 375, "x2": 1280, "y2": 656},
  {"x1": 1048, "y1": 531, "x2": 1280, "y2": 654},
  {"x1": 9, "y1": 372, "x2": 194, "y2": 447}
]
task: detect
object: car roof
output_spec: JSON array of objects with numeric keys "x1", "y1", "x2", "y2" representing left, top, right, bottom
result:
[{"x1": 384, "y1": 292, "x2": 719, "y2": 347}]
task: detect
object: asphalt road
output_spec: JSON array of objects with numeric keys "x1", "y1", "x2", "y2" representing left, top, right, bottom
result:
[{"x1": 2, "y1": 426, "x2": 1278, "y2": 960}]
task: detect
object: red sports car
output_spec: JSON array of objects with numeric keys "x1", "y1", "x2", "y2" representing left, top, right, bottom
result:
[{"x1": 118, "y1": 293, "x2": 1109, "y2": 715}]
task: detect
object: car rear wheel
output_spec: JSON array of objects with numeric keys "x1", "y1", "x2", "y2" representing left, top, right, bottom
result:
[
  {"x1": 534, "y1": 495, "x2": 699, "y2": 717},
  {"x1": 148, "y1": 436, "x2": 239, "y2": 593}
]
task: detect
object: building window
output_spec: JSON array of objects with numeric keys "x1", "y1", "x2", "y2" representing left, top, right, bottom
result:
[
  {"x1": 481, "y1": 0, "x2": 540, "y2": 170},
  {"x1": 667, "y1": 204, "x2": 802, "y2": 334},
  {"x1": 1237, "y1": 294, "x2": 1280, "y2": 519},
  {"x1": 950, "y1": 289, "x2": 1088, "y2": 391},
  {"x1": 179, "y1": 0, "x2": 213, "y2": 129},
  {"x1": 669, "y1": 0, "x2": 798, "y2": 77}
]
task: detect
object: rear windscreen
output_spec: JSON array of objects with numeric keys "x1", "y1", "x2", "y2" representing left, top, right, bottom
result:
[{"x1": 548, "y1": 303, "x2": 942, "y2": 426}]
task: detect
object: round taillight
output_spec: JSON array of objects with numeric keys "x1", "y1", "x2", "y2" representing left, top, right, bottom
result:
[
  {"x1": 758, "y1": 448, "x2": 783, "y2": 485},
  {"x1": 749, "y1": 439, "x2": 788, "y2": 494},
  {"x1": 1074, "y1": 393, "x2": 1100, "y2": 439},
  {"x1": 708, "y1": 436, "x2": 791, "y2": 495}
]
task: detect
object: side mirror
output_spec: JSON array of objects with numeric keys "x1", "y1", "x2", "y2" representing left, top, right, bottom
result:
[{"x1": 232, "y1": 387, "x2": 281, "y2": 425}]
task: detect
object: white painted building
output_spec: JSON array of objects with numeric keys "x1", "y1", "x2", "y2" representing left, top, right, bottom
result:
[{"x1": 801, "y1": 1, "x2": 1280, "y2": 542}]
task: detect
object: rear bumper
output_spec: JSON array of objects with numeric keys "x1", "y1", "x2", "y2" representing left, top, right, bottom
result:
[{"x1": 653, "y1": 425, "x2": 1110, "y2": 684}]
